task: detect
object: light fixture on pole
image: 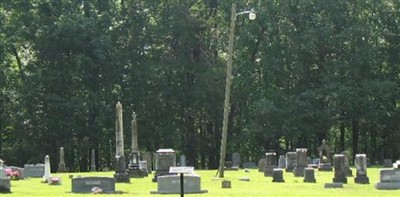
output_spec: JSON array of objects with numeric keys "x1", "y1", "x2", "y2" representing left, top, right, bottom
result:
[{"x1": 217, "y1": 3, "x2": 256, "y2": 178}]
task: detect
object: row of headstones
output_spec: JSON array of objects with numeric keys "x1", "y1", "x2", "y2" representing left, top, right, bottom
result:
[
  {"x1": 0, "y1": 155, "x2": 59, "y2": 193},
  {"x1": 258, "y1": 149, "x2": 353, "y2": 175},
  {"x1": 258, "y1": 149, "x2": 369, "y2": 185}
]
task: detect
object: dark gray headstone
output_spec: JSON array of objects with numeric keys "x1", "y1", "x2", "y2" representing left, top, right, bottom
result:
[
  {"x1": 71, "y1": 177, "x2": 117, "y2": 193},
  {"x1": 264, "y1": 152, "x2": 277, "y2": 177},
  {"x1": 332, "y1": 154, "x2": 347, "y2": 183},
  {"x1": 150, "y1": 175, "x2": 207, "y2": 194},
  {"x1": 57, "y1": 147, "x2": 67, "y2": 173},
  {"x1": 153, "y1": 149, "x2": 176, "y2": 182},
  {"x1": 258, "y1": 159, "x2": 266, "y2": 172},
  {"x1": 354, "y1": 154, "x2": 369, "y2": 184},
  {"x1": 0, "y1": 170, "x2": 11, "y2": 193},
  {"x1": 272, "y1": 168, "x2": 284, "y2": 182},
  {"x1": 294, "y1": 148, "x2": 307, "y2": 177},
  {"x1": 278, "y1": 155, "x2": 286, "y2": 169},
  {"x1": 383, "y1": 159, "x2": 392, "y2": 168},
  {"x1": 304, "y1": 168, "x2": 316, "y2": 183},
  {"x1": 324, "y1": 183, "x2": 343, "y2": 188},
  {"x1": 341, "y1": 151, "x2": 353, "y2": 177},
  {"x1": 285, "y1": 152, "x2": 296, "y2": 172},
  {"x1": 24, "y1": 164, "x2": 45, "y2": 178},
  {"x1": 114, "y1": 155, "x2": 130, "y2": 182},
  {"x1": 144, "y1": 152, "x2": 153, "y2": 172},
  {"x1": 222, "y1": 180, "x2": 231, "y2": 188}
]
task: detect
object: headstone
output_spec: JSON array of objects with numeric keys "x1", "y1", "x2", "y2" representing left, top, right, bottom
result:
[
  {"x1": 383, "y1": 159, "x2": 392, "y2": 168},
  {"x1": 341, "y1": 151, "x2": 353, "y2": 177},
  {"x1": 354, "y1": 154, "x2": 369, "y2": 184},
  {"x1": 324, "y1": 183, "x2": 343, "y2": 188},
  {"x1": 5, "y1": 166, "x2": 24, "y2": 180},
  {"x1": 43, "y1": 155, "x2": 52, "y2": 183},
  {"x1": 264, "y1": 152, "x2": 277, "y2": 177},
  {"x1": 239, "y1": 177, "x2": 250, "y2": 181},
  {"x1": 312, "y1": 158, "x2": 320, "y2": 165},
  {"x1": 232, "y1": 152, "x2": 241, "y2": 169},
  {"x1": 113, "y1": 102, "x2": 130, "y2": 183},
  {"x1": 153, "y1": 148, "x2": 176, "y2": 182},
  {"x1": 150, "y1": 166, "x2": 207, "y2": 194},
  {"x1": 258, "y1": 158, "x2": 266, "y2": 172},
  {"x1": 375, "y1": 160, "x2": 400, "y2": 189},
  {"x1": 139, "y1": 161, "x2": 149, "y2": 176},
  {"x1": 128, "y1": 111, "x2": 146, "y2": 178},
  {"x1": 180, "y1": 155, "x2": 187, "y2": 167},
  {"x1": 272, "y1": 168, "x2": 284, "y2": 182},
  {"x1": 71, "y1": 177, "x2": 119, "y2": 193},
  {"x1": 144, "y1": 151, "x2": 153, "y2": 173},
  {"x1": 278, "y1": 155, "x2": 286, "y2": 169},
  {"x1": 90, "y1": 149, "x2": 96, "y2": 172},
  {"x1": 0, "y1": 169, "x2": 11, "y2": 193},
  {"x1": 24, "y1": 164, "x2": 45, "y2": 177},
  {"x1": 0, "y1": 159, "x2": 4, "y2": 168},
  {"x1": 294, "y1": 148, "x2": 307, "y2": 177},
  {"x1": 332, "y1": 154, "x2": 347, "y2": 183},
  {"x1": 242, "y1": 162, "x2": 256, "y2": 169},
  {"x1": 318, "y1": 139, "x2": 333, "y2": 171},
  {"x1": 285, "y1": 152, "x2": 296, "y2": 172},
  {"x1": 221, "y1": 180, "x2": 231, "y2": 188},
  {"x1": 304, "y1": 168, "x2": 316, "y2": 183},
  {"x1": 57, "y1": 147, "x2": 67, "y2": 173}
]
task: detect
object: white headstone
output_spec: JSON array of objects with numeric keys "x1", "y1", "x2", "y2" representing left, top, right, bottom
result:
[{"x1": 43, "y1": 155, "x2": 52, "y2": 182}]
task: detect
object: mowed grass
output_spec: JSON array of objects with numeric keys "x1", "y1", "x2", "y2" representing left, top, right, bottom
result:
[{"x1": 6, "y1": 167, "x2": 400, "y2": 197}]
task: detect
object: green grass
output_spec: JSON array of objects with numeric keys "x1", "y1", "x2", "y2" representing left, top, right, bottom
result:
[{"x1": 5, "y1": 167, "x2": 400, "y2": 196}]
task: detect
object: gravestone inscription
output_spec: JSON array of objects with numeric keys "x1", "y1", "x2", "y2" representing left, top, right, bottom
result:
[{"x1": 71, "y1": 177, "x2": 118, "y2": 193}]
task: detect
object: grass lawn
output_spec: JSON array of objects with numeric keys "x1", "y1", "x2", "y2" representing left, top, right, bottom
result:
[{"x1": 5, "y1": 167, "x2": 400, "y2": 196}]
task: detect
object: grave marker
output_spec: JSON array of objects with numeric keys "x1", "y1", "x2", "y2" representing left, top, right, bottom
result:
[
  {"x1": 71, "y1": 177, "x2": 119, "y2": 193},
  {"x1": 285, "y1": 152, "x2": 296, "y2": 172},
  {"x1": 294, "y1": 148, "x2": 307, "y2": 177},
  {"x1": 354, "y1": 154, "x2": 369, "y2": 184}
]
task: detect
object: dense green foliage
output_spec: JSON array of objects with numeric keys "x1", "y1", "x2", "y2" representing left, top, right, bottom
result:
[{"x1": 1, "y1": 0, "x2": 399, "y2": 171}]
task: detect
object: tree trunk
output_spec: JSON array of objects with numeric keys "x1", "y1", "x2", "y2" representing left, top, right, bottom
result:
[
  {"x1": 340, "y1": 119, "x2": 345, "y2": 152},
  {"x1": 351, "y1": 118, "x2": 359, "y2": 161}
]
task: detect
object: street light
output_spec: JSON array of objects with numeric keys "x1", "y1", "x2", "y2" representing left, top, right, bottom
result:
[{"x1": 218, "y1": 3, "x2": 256, "y2": 178}]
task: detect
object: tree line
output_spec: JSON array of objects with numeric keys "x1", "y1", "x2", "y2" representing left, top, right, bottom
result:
[{"x1": 1, "y1": 0, "x2": 399, "y2": 171}]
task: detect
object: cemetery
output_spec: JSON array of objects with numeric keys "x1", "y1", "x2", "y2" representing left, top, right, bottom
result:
[{"x1": 2, "y1": 1, "x2": 400, "y2": 197}]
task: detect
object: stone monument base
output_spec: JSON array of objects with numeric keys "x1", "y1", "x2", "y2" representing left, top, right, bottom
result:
[
  {"x1": 354, "y1": 176, "x2": 369, "y2": 184},
  {"x1": 304, "y1": 168, "x2": 316, "y2": 183},
  {"x1": 0, "y1": 178, "x2": 11, "y2": 193},
  {"x1": 324, "y1": 183, "x2": 343, "y2": 188},
  {"x1": 128, "y1": 168, "x2": 146, "y2": 178},
  {"x1": 272, "y1": 169, "x2": 284, "y2": 182},
  {"x1": 333, "y1": 177, "x2": 347, "y2": 184},
  {"x1": 318, "y1": 163, "x2": 333, "y2": 171},
  {"x1": 264, "y1": 166, "x2": 275, "y2": 177},
  {"x1": 150, "y1": 175, "x2": 208, "y2": 194},
  {"x1": 293, "y1": 167, "x2": 305, "y2": 177},
  {"x1": 376, "y1": 182, "x2": 400, "y2": 190},
  {"x1": 114, "y1": 173, "x2": 130, "y2": 183}
]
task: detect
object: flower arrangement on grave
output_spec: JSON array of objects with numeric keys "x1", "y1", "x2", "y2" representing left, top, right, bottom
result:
[
  {"x1": 5, "y1": 168, "x2": 21, "y2": 180},
  {"x1": 91, "y1": 187, "x2": 103, "y2": 194},
  {"x1": 49, "y1": 176, "x2": 61, "y2": 185}
]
